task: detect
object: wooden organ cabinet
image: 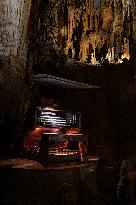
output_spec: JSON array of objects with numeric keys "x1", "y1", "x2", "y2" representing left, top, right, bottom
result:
[{"x1": 23, "y1": 107, "x2": 88, "y2": 163}]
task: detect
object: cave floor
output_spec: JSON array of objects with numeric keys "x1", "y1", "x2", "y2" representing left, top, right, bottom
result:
[{"x1": 0, "y1": 156, "x2": 116, "y2": 205}]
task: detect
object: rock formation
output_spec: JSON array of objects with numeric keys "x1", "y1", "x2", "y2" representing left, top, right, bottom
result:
[
  {"x1": 0, "y1": 0, "x2": 32, "y2": 155},
  {"x1": 34, "y1": 0, "x2": 136, "y2": 65}
]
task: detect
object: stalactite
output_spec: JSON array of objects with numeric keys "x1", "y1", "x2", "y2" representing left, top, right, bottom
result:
[{"x1": 35, "y1": 0, "x2": 136, "y2": 65}]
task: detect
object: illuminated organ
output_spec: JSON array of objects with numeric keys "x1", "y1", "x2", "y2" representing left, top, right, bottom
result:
[{"x1": 23, "y1": 107, "x2": 88, "y2": 162}]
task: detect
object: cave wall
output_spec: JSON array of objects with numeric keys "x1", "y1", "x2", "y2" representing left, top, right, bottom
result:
[{"x1": 0, "y1": 0, "x2": 32, "y2": 155}]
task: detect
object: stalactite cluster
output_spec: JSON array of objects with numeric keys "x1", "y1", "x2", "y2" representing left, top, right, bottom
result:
[{"x1": 34, "y1": 0, "x2": 136, "y2": 65}]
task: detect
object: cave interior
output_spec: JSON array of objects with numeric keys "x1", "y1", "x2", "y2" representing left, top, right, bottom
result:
[{"x1": 0, "y1": 0, "x2": 136, "y2": 204}]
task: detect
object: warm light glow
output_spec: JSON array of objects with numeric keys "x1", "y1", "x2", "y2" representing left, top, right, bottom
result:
[
  {"x1": 43, "y1": 107, "x2": 55, "y2": 111},
  {"x1": 54, "y1": 0, "x2": 132, "y2": 65},
  {"x1": 49, "y1": 151, "x2": 79, "y2": 156}
]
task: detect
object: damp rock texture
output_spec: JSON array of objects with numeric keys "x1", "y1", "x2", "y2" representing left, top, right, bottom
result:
[{"x1": 0, "y1": 0, "x2": 32, "y2": 155}]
